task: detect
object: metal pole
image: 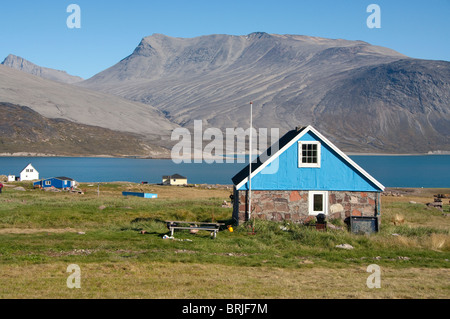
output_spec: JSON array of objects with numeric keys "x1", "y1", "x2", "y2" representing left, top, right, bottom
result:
[{"x1": 248, "y1": 102, "x2": 253, "y2": 220}]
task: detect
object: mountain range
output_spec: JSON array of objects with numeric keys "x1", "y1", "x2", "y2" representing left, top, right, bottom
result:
[
  {"x1": 1, "y1": 32, "x2": 449, "y2": 155},
  {"x1": 0, "y1": 63, "x2": 177, "y2": 153},
  {"x1": 2, "y1": 54, "x2": 84, "y2": 84}
]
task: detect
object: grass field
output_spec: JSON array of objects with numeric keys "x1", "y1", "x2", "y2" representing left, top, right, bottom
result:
[{"x1": 0, "y1": 182, "x2": 449, "y2": 299}]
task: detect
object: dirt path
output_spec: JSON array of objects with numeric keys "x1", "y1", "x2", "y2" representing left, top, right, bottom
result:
[{"x1": 0, "y1": 228, "x2": 81, "y2": 234}]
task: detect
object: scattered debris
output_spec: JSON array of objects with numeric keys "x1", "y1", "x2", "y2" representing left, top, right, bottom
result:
[
  {"x1": 382, "y1": 191, "x2": 404, "y2": 197},
  {"x1": 397, "y1": 256, "x2": 411, "y2": 261},
  {"x1": 427, "y1": 198, "x2": 443, "y2": 211},
  {"x1": 335, "y1": 244, "x2": 354, "y2": 250},
  {"x1": 221, "y1": 200, "x2": 231, "y2": 208},
  {"x1": 98, "y1": 205, "x2": 107, "y2": 210},
  {"x1": 162, "y1": 235, "x2": 192, "y2": 242},
  {"x1": 327, "y1": 223, "x2": 345, "y2": 231},
  {"x1": 77, "y1": 231, "x2": 86, "y2": 235},
  {"x1": 392, "y1": 214, "x2": 405, "y2": 226},
  {"x1": 69, "y1": 188, "x2": 84, "y2": 195}
]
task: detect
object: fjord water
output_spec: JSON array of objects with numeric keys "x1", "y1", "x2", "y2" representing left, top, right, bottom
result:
[{"x1": 0, "y1": 156, "x2": 448, "y2": 188}]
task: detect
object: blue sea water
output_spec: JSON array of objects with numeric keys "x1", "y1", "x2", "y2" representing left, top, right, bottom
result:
[
  {"x1": 0, "y1": 155, "x2": 448, "y2": 188},
  {"x1": 350, "y1": 155, "x2": 450, "y2": 188}
]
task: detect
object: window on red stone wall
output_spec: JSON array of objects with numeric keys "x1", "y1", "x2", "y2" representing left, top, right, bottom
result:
[
  {"x1": 313, "y1": 194, "x2": 323, "y2": 211},
  {"x1": 308, "y1": 191, "x2": 328, "y2": 215}
]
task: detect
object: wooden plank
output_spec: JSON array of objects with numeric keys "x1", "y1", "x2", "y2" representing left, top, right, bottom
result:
[
  {"x1": 165, "y1": 220, "x2": 225, "y2": 225},
  {"x1": 170, "y1": 227, "x2": 218, "y2": 231}
]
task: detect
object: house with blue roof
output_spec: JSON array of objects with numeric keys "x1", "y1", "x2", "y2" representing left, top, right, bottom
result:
[{"x1": 231, "y1": 125, "x2": 385, "y2": 225}]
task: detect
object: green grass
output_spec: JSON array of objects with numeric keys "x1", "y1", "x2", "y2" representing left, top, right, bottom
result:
[{"x1": 0, "y1": 183, "x2": 449, "y2": 298}]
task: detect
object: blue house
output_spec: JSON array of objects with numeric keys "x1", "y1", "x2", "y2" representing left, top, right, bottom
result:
[
  {"x1": 232, "y1": 125, "x2": 385, "y2": 225},
  {"x1": 34, "y1": 177, "x2": 77, "y2": 190}
]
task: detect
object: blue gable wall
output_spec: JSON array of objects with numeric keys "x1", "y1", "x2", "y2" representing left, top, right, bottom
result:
[{"x1": 238, "y1": 131, "x2": 380, "y2": 192}]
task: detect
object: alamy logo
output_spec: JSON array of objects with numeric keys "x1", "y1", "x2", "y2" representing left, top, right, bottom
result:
[
  {"x1": 171, "y1": 121, "x2": 280, "y2": 174},
  {"x1": 67, "y1": 4, "x2": 81, "y2": 29},
  {"x1": 66, "y1": 264, "x2": 81, "y2": 289},
  {"x1": 366, "y1": 4, "x2": 381, "y2": 29},
  {"x1": 366, "y1": 264, "x2": 381, "y2": 288}
]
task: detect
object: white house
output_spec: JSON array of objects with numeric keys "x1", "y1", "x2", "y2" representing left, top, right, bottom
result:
[
  {"x1": 7, "y1": 175, "x2": 16, "y2": 182},
  {"x1": 20, "y1": 163, "x2": 39, "y2": 181},
  {"x1": 162, "y1": 174, "x2": 188, "y2": 186}
]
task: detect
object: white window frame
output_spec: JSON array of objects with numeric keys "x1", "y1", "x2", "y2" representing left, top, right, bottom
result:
[
  {"x1": 45, "y1": 180, "x2": 51, "y2": 186},
  {"x1": 298, "y1": 141, "x2": 321, "y2": 168},
  {"x1": 308, "y1": 191, "x2": 328, "y2": 216}
]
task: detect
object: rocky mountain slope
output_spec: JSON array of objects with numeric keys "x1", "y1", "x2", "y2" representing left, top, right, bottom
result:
[
  {"x1": 2, "y1": 54, "x2": 84, "y2": 84},
  {"x1": 0, "y1": 64, "x2": 178, "y2": 149},
  {"x1": 79, "y1": 32, "x2": 450, "y2": 153},
  {"x1": 0, "y1": 102, "x2": 170, "y2": 157}
]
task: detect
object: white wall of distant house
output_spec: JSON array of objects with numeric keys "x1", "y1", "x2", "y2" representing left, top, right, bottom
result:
[{"x1": 20, "y1": 164, "x2": 39, "y2": 181}]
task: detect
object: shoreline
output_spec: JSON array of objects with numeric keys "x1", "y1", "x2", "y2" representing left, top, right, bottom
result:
[
  {"x1": 0, "y1": 153, "x2": 168, "y2": 159},
  {"x1": 1, "y1": 152, "x2": 450, "y2": 159},
  {"x1": 3, "y1": 180, "x2": 449, "y2": 190}
]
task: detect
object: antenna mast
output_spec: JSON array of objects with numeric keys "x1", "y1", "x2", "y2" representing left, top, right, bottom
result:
[{"x1": 248, "y1": 102, "x2": 253, "y2": 220}]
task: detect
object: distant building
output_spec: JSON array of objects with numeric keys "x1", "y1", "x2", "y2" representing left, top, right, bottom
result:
[
  {"x1": 34, "y1": 177, "x2": 77, "y2": 189},
  {"x1": 162, "y1": 174, "x2": 188, "y2": 186},
  {"x1": 231, "y1": 125, "x2": 385, "y2": 225},
  {"x1": 7, "y1": 175, "x2": 16, "y2": 182},
  {"x1": 20, "y1": 163, "x2": 39, "y2": 181}
]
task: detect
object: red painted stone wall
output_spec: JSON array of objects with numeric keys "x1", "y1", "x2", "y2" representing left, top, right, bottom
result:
[{"x1": 233, "y1": 189, "x2": 379, "y2": 224}]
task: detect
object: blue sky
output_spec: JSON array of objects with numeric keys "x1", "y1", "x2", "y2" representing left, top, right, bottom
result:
[{"x1": 1, "y1": 0, "x2": 449, "y2": 79}]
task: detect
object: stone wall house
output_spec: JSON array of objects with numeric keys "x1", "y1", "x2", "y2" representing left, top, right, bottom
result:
[{"x1": 232, "y1": 126, "x2": 384, "y2": 225}]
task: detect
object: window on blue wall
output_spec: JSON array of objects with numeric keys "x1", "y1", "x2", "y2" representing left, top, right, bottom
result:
[{"x1": 298, "y1": 141, "x2": 321, "y2": 168}]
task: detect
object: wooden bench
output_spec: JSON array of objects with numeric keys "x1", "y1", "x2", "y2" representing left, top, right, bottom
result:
[{"x1": 165, "y1": 221, "x2": 225, "y2": 239}]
